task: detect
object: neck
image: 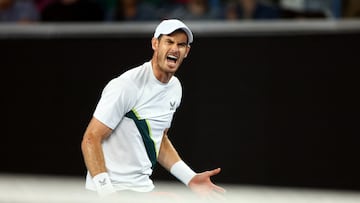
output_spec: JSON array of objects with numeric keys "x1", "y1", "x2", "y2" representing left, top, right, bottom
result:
[{"x1": 151, "y1": 59, "x2": 173, "y2": 84}]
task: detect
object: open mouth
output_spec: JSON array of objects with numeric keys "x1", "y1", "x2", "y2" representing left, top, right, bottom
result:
[{"x1": 166, "y1": 55, "x2": 178, "y2": 64}]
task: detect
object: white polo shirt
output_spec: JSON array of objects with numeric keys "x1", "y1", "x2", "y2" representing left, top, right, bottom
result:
[{"x1": 85, "y1": 61, "x2": 182, "y2": 192}]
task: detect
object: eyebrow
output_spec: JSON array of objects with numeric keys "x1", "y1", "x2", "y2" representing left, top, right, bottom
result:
[{"x1": 164, "y1": 38, "x2": 187, "y2": 46}]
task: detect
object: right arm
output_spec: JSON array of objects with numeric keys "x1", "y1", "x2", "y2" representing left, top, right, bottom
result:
[
  {"x1": 81, "y1": 117, "x2": 115, "y2": 196},
  {"x1": 81, "y1": 117, "x2": 112, "y2": 177}
]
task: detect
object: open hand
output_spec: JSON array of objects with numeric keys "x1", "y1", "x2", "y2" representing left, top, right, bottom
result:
[{"x1": 188, "y1": 168, "x2": 226, "y2": 200}]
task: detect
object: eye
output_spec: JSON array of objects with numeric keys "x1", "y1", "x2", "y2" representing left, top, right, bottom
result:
[
  {"x1": 178, "y1": 43, "x2": 187, "y2": 48},
  {"x1": 165, "y1": 39, "x2": 174, "y2": 45}
]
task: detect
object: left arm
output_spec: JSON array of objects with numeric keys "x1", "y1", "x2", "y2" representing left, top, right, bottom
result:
[
  {"x1": 157, "y1": 129, "x2": 181, "y2": 170},
  {"x1": 158, "y1": 129, "x2": 226, "y2": 197}
]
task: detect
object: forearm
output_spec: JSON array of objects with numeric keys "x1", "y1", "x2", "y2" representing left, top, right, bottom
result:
[
  {"x1": 158, "y1": 131, "x2": 196, "y2": 185},
  {"x1": 157, "y1": 133, "x2": 181, "y2": 171},
  {"x1": 81, "y1": 133, "x2": 116, "y2": 196},
  {"x1": 81, "y1": 117, "x2": 112, "y2": 177},
  {"x1": 81, "y1": 134, "x2": 107, "y2": 177}
]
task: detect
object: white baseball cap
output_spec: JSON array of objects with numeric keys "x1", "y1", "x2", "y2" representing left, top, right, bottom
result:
[{"x1": 153, "y1": 19, "x2": 193, "y2": 44}]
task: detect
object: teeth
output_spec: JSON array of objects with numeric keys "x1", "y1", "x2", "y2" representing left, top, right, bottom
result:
[{"x1": 167, "y1": 55, "x2": 178, "y2": 60}]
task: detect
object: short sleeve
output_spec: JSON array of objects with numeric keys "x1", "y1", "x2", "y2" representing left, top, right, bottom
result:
[{"x1": 93, "y1": 77, "x2": 137, "y2": 129}]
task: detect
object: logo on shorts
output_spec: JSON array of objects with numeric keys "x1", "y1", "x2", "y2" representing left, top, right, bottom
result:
[{"x1": 170, "y1": 101, "x2": 176, "y2": 110}]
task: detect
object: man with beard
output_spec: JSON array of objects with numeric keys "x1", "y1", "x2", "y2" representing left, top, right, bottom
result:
[{"x1": 81, "y1": 19, "x2": 225, "y2": 198}]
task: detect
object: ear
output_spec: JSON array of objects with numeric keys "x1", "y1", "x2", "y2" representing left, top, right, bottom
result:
[
  {"x1": 151, "y1": 37, "x2": 158, "y2": 51},
  {"x1": 184, "y1": 45, "x2": 191, "y2": 58}
]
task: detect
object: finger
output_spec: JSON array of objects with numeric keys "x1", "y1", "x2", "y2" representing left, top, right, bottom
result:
[
  {"x1": 207, "y1": 168, "x2": 221, "y2": 176},
  {"x1": 210, "y1": 190, "x2": 227, "y2": 200},
  {"x1": 202, "y1": 190, "x2": 227, "y2": 203},
  {"x1": 212, "y1": 184, "x2": 226, "y2": 194}
]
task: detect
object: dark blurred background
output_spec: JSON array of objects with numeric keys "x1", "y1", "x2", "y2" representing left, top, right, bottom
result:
[{"x1": 1, "y1": 0, "x2": 360, "y2": 193}]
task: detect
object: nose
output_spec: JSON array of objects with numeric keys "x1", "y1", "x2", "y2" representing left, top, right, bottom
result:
[{"x1": 170, "y1": 44, "x2": 180, "y2": 52}]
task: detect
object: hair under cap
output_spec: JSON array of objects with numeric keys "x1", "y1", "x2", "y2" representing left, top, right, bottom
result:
[{"x1": 153, "y1": 19, "x2": 193, "y2": 44}]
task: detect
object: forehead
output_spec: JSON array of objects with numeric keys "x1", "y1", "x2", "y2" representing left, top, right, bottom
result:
[{"x1": 161, "y1": 30, "x2": 188, "y2": 43}]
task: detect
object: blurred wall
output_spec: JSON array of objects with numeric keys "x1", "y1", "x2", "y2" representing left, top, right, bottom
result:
[{"x1": 1, "y1": 21, "x2": 360, "y2": 191}]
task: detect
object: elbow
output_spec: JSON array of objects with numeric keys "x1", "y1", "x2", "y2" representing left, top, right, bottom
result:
[
  {"x1": 81, "y1": 133, "x2": 99, "y2": 153},
  {"x1": 81, "y1": 136, "x2": 89, "y2": 154}
]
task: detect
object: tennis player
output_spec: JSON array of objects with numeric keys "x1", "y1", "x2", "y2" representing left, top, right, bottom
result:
[{"x1": 81, "y1": 19, "x2": 225, "y2": 198}]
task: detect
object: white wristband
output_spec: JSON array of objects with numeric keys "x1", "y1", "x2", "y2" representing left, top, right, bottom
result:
[
  {"x1": 170, "y1": 160, "x2": 196, "y2": 186},
  {"x1": 92, "y1": 172, "x2": 116, "y2": 196}
]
